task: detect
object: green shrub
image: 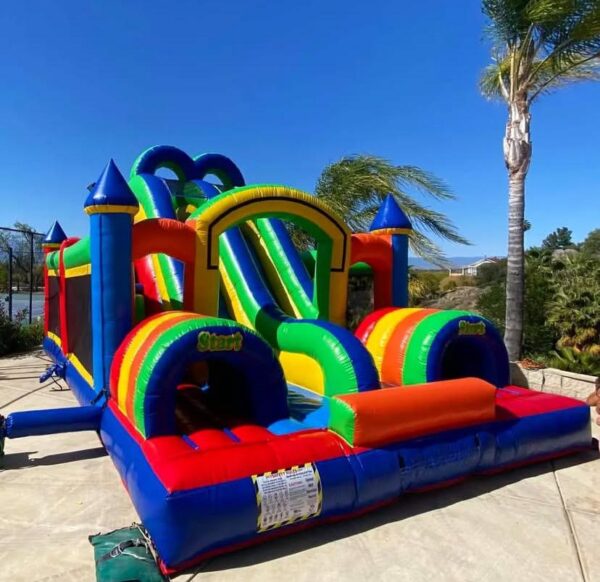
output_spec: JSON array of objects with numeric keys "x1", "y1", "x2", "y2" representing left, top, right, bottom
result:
[
  {"x1": 476, "y1": 259, "x2": 507, "y2": 286},
  {"x1": 409, "y1": 270, "x2": 445, "y2": 305},
  {"x1": 439, "y1": 275, "x2": 476, "y2": 292},
  {"x1": 0, "y1": 303, "x2": 43, "y2": 356},
  {"x1": 477, "y1": 254, "x2": 558, "y2": 356},
  {"x1": 440, "y1": 277, "x2": 458, "y2": 292},
  {"x1": 546, "y1": 254, "x2": 600, "y2": 353},
  {"x1": 542, "y1": 347, "x2": 600, "y2": 376},
  {"x1": 477, "y1": 281, "x2": 505, "y2": 332},
  {"x1": 580, "y1": 228, "x2": 600, "y2": 258}
]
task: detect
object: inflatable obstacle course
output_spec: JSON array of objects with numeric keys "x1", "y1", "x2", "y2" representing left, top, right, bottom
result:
[{"x1": 0, "y1": 145, "x2": 591, "y2": 576}]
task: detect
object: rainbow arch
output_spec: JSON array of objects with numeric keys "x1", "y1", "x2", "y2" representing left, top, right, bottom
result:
[
  {"x1": 110, "y1": 312, "x2": 288, "y2": 438},
  {"x1": 359, "y1": 308, "x2": 510, "y2": 387}
]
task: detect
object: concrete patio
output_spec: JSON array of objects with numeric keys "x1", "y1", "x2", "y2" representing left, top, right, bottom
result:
[{"x1": 1, "y1": 351, "x2": 599, "y2": 582}]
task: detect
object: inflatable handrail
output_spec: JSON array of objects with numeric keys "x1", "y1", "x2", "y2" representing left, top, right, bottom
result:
[
  {"x1": 329, "y1": 378, "x2": 497, "y2": 447},
  {"x1": 130, "y1": 145, "x2": 196, "y2": 182},
  {"x1": 46, "y1": 236, "x2": 90, "y2": 270}
]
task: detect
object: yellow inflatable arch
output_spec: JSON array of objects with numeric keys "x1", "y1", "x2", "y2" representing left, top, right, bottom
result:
[{"x1": 187, "y1": 184, "x2": 351, "y2": 325}]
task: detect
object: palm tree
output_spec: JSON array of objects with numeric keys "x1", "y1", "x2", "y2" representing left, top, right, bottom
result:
[
  {"x1": 315, "y1": 154, "x2": 469, "y2": 266},
  {"x1": 480, "y1": 0, "x2": 600, "y2": 360}
]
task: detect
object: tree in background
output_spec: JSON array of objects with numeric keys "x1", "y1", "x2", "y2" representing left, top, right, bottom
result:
[
  {"x1": 480, "y1": 0, "x2": 600, "y2": 360},
  {"x1": 0, "y1": 222, "x2": 44, "y2": 292},
  {"x1": 547, "y1": 253, "x2": 600, "y2": 353},
  {"x1": 581, "y1": 228, "x2": 600, "y2": 256},
  {"x1": 477, "y1": 226, "x2": 600, "y2": 372},
  {"x1": 541, "y1": 226, "x2": 574, "y2": 250},
  {"x1": 314, "y1": 155, "x2": 469, "y2": 266},
  {"x1": 0, "y1": 262, "x2": 7, "y2": 292},
  {"x1": 478, "y1": 251, "x2": 557, "y2": 355},
  {"x1": 476, "y1": 258, "x2": 507, "y2": 286}
]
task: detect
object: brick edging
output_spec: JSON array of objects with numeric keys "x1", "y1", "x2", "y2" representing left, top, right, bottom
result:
[{"x1": 510, "y1": 362, "x2": 597, "y2": 401}]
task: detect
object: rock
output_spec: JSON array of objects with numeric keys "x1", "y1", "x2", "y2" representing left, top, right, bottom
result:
[
  {"x1": 551, "y1": 248, "x2": 578, "y2": 261},
  {"x1": 422, "y1": 287, "x2": 484, "y2": 311}
]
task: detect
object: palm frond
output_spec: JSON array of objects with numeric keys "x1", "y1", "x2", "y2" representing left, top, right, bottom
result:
[
  {"x1": 314, "y1": 155, "x2": 469, "y2": 266},
  {"x1": 483, "y1": 0, "x2": 536, "y2": 44},
  {"x1": 392, "y1": 165, "x2": 454, "y2": 200},
  {"x1": 482, "y1": 0, "x2": 600, "y2": 103},
  {"x1": 526, "y1": 0, "x2": 580, "y2": 31},
  {"x1": 480, "y1": 59, "x2": 512, "y2": 98},
  {"x1": 408, "y1": 231, "x2": 450, "y2": 268},
  {"x1": 529, "y1": 53, "x2": 600, "y2": 96}
]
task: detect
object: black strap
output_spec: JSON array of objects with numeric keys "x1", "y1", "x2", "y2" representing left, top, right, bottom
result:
[
  {"x1": 96, "y1": 538, "x2": 150, "y2": 565},
  {"x1": 90, "y1": 388, "x2": 108, "y2": 406}
]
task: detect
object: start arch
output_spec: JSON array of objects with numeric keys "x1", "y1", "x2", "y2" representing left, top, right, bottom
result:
[{"x1": 110, "y1": 312, "x2": 288, "y2": 438}]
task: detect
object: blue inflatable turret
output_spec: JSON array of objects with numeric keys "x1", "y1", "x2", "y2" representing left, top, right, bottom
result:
[
  {"x1": 43, "y1": 221, "x2": 67, "y2": 248},
  {"x1": 369, "y1": 194, "x2": 413, "y2": 307},
  {"x1": 84, "y1": 160, "x2": 139, "y2": 397}
]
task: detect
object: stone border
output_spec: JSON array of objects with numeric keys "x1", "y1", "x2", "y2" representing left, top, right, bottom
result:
[{"x1": 510, "y1": 362, "x2": 597, "y2": 401}]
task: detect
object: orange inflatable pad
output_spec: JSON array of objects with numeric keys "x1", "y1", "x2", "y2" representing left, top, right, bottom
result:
[{"x1": 329, "y1": 378, "x2": 497, "y2": 447}]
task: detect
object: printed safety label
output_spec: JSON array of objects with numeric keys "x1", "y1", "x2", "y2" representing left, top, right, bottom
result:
[{"x1": 252, "y1": 462, "x2": 322, "y2": 532}]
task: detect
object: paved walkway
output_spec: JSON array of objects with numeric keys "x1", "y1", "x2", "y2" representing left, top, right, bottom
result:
[{"x1": 1, "y1": 352, "x2": 599, "y2": 582}]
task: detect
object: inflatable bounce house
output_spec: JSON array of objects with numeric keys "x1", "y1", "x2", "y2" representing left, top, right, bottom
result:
[{"x1": 0, "y1": 146, "x2": 592, "y2": 575}]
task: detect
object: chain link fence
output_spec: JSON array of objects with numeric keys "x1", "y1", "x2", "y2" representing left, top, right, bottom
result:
[{"x1": 0, "y1": 226, "x2": 46, "y2": 324}]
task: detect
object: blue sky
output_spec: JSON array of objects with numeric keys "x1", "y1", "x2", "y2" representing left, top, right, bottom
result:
[{"x1": 1, "y1": 0, "x2": 599, "y2": 256}]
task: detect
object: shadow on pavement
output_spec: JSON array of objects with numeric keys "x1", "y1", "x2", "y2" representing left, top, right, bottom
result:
[
  {"x1": 0, "y1": 383, "x2": 59, "y2": 409},
  {"x1": 0, "y1": 446, "x2": 107, "y2": 470}
]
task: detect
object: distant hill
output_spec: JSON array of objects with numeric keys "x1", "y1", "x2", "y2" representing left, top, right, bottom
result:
[{"x1": 408, "y1": 256, "x2": 485, "y2": 271}]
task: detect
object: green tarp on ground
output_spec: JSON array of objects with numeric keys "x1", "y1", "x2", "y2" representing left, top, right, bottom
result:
[{"x1": 89, "y1": 524, "x2": 167, "y2": 582}]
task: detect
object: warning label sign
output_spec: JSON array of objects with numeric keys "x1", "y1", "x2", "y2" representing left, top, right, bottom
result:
[{"x1": 252, "y1": 463, "x2": 322, "y2": 532}]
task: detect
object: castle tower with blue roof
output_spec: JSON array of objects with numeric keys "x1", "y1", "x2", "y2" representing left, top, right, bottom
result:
[
  {"x1": 84, "y1": 160, "x2": 139, "y2": 395},
  {"x1": 369, "y1": 194, "x2": 413, "y2": 307}
]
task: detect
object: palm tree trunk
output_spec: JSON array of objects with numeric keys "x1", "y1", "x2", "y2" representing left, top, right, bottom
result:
[{"x1": 503, "y1": 98, "x2": 531, "y2": 361}]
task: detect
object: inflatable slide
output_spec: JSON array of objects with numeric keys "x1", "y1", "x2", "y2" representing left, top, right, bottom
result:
[{"x1": 0, "y1": 145, "x2": 591, "y2": 576}]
